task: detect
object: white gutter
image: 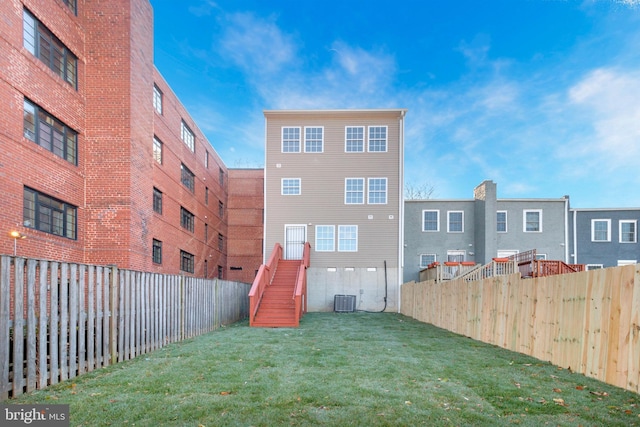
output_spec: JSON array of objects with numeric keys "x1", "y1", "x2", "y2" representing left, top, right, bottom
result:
[{"x1": 397, "y1": 111, "x2": 405, "y2": 313}]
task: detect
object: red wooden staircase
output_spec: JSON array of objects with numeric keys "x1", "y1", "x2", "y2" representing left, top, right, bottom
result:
[{"x1": 249, "y1": 243, "x2": 309, "y2": 327}]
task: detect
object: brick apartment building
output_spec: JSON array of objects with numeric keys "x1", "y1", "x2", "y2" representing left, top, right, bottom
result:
[{"x1": 0, "y1": 0, "x2": 263, "y2": 280}]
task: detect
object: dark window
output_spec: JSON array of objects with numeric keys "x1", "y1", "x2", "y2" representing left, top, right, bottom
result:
[
  {"x1": 219, "y1": 167, "x2": 224, "y2": 186},
  {"x1": 205, "y1": 224, "x2": 208, "y2": 242},
  {"x1": 152, "y1": 239, "x2": 162, "y2": 264},
  {"x1": 61, "y1": 0, "x2": 77, "y2": 15},
  {"x1": 180, "y1": 250, "x2": 194, "y2": 273},
  {"x1": 24, "y1": 99, "x2": 77, "y2": 164},
  {"x1": 218, "y1": 233, "x2": 224, "y2": 251},
  {"x1": 153, "y1": 187, "x2": 162, "y2": 214},
  {"x1": 204, "y1": 260, "x2": 208, "y2": 278},
  {"x1": 218, "y1": 201, "x2": 224, "y2": 218},
  {"x1": 217, "y1": 265, "x2": 223, "y2": 279},
  {"x1": 180, "y1": 207, "x2": 194, "y2": 232},
  {"x1": 181, "y1": 163, "x2": 195, "y2": 192},
  {"x1": 205, "y1": 187, "x2": 209, "y2": 205},
  {"x1": 23, "y1": 9, "x2": 77, "y2": 88},
  {"x1": 23, "y1": 187, "x2": 76, "y2": 239}
]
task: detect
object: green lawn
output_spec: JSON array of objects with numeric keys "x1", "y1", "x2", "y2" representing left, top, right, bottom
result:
[{"x1": 9, "y1": 312, "x2": 640, "y2": 426}]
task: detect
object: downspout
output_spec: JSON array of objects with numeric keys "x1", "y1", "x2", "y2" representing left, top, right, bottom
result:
[
  {"x1": 263, "y1": 115, "x2": 268, "y2": 264},
  {"x1": 397, "y1": 111, "x2": 405, "y2": 313},
  {"x1": 564, "y1": 197, "x2": 569, "y2": 263},
  {"x1": 572, "y1": 209, "x2": 578, "y2": 265}
]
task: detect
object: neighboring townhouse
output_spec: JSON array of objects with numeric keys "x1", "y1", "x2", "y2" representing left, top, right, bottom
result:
[
  {"x1": 570, "y1": 208, "x2": 640, "y2": 269},
  {"x1": 263, "y1": 109, "x2": 406, "y2": 312},
  {"x1": 0, "y1": 0, "x2": 261, "y2": 279},
  {"x1": 404, "y1": 180, "x2": 570, "y2": 282}
]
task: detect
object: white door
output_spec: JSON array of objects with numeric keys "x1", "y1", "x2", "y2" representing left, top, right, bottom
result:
[{"x1": 284, "y1": 225, "x2": 306, "y2": 260}]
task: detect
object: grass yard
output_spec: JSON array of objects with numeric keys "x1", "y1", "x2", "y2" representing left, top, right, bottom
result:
[{"x1": 8, "y1": 312, "x2": 640, "y2": 426}]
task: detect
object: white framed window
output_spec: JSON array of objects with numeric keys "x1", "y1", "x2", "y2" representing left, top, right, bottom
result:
[
  {"x1": 345, "y1": 126, "x2": 364, "y2": 152},
  {"x1": 368, "y1": 126, "x2": 387, "y2": 152},
  {"x1": 281, "y1": 178, "x2": 301, "y2": 195},
  {"x1": 368, "y1": 178, "x2": 387, "y2": 204},
  {"x1": 345, "y1": 178, "x2": 364, "y2": 204},
  {"x1": 447, "y1": 250, "x2": 465, "y2": 262},
  {"x1": 497, "y1": 211, "x2": 507, "y2": 232},
  {"x1": 153, "y1": 85, "x2": 163, "y2": 114},
  {"x1": 620, "y1": 220, "x2": 637, "y2": 243},
  {"x1": 422, "y1": 210, "x2": 439, "y2": 232},
  {"x1": 181, "y1": 121, "x2": 195, "y2": 152},
  {"x1": 447, "y1": 211, "x2": 464, "y2": 233},
  {"x1": 304, "y1": 127, "x2": 323, "y2": 153},
  {"x1": 153, "y1": 137, "x2": 162, "y2": 164},
  {"x1": 315, "y1": 225, "x2": 335, "y2": 252},
  {"x1": 282, "y1": 127, "x2": 301, "y2": 153},
  {"x1": 420, "y1": 254, "x2": 436, "y2": 268},
  {"x1": 591, "y1": 219, "x2": 611, "y2": 242},
  {"x1": 617, "y1": 260, "x2": 637, "y2": 266},
  {"x1": 523, "y1": 209, "x2": 542, "y2": 232},
  {"x1": 586, "y1": 264, "x2": 603, "y2": 270},
  {"x1": 497, "y1": 250, "x2": 518, "y2": 258},
  {"x1": 535, "y1": 253, "x2": 547, "y2": 260},
  {"x1": 338, "y1": 225, "x2": 358, "y2": 252}
]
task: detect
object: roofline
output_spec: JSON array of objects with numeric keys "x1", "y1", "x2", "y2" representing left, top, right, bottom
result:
[
  {"x1": 263, "y1": 108, "x2": 408, "y2": 116},
  {"x1": 570, "y1": 207, "x2": 640, "y2": 212}
]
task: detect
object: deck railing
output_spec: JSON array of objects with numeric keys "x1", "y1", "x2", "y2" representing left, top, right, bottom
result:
[
  {"x1": 293, "y1": 243, "x2": 311, "y2": 323},
  {"x1": 460, "y1": 258, "x2": 517, "y2": 282},
  {"x1": 533, "y1": 260, "x2": 585, "y2": 277},
  {"x1": 248, "y1": 243, "x2": 282, "y2": 326},
  {"x1": 419, "y1": 261, "x2": 478, "y2": 283}
]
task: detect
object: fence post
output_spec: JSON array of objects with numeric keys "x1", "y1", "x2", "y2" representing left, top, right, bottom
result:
[{"x1": 109, "y1": 265, "x2": 118, "y2": 366}]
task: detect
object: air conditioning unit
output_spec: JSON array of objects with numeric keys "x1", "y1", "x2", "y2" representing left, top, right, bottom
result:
[{"x1": 334, "y1": 295, "x2": 356, "y2": 313}]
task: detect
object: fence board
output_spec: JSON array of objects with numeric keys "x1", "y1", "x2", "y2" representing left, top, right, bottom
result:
[
  {"x1": 88, "y1": 266, "x2": 95, "y2": 373},
  {"x1": 11, "y1": 259, "x2": 24, "y2": 397},
  {"x1": 49, "y1": 262, "x2": 59, "y2": 386},
  {"x1": 0, "y1": 257, "x2": 9, "y2": 400},
  {"x1": 26, "y1": 260, "x2": 37, "y2": 392},
  {"x1": 69, "y1": 264, "x2": 78, "y2": 380},
  {"x1": 38, "y1": 260, "x2": 48, "y2": 390},
  {"x1": 78, "y1": 264, "x2": 86, "y2": 376}
]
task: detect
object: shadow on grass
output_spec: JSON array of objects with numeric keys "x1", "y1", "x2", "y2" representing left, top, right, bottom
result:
[{"x1": 8, "y1": 312, "x2": 640, "y2": 426}]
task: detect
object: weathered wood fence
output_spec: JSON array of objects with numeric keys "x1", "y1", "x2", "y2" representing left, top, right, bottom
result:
[
  {"x1": 0, "y1": 256, "x2": 251, "y2": 401},
  {"x1": 401, "y1": 264, "x2": 640, "y2": 393}
]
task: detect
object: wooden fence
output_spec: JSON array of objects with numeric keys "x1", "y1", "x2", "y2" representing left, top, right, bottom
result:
[
  {"x1": 0, "y1": 256, "x2": 251, "y2": 401},
  {"x1": 401, "y1": 264, "x2": 640, "y2": 393}
]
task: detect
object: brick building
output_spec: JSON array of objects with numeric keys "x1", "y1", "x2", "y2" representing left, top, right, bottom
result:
[{"x1": 0, "y1": 0, "x2": 263, "y2": 280}]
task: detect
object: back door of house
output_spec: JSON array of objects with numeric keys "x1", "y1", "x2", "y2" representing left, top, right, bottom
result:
[{"x1": 284, "y1": 225, "x2": 306, "y2": 260}]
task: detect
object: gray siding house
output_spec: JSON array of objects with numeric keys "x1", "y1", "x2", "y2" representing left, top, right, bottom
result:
[
  {"x1": 404, "y1": 180, "x2": 570, "y2": 282},
  {"x1": 570, "y1": 208, "x2": 640, "y2": 269},
  {"x1": 264, "y1": 109, "x2": 406, "y2": 312}
]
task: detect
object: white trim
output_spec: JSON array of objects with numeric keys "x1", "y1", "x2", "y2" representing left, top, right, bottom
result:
[
  {"x1": 284, "y1": 224, "x2": 307, "y2": 260},
  {"x1": 619, "y1": 219, "x2": 637, "y2": 243},
  {"x1": 315, "y1": 225, "x2": 335, "y2": 252},
  {"x1": 345, "y1": 177, "x2": 365, "y2": 204},
  {"x1": 422, "y1": 209, "x2": 440, "y2": 232},
  {"x1": 304, "y1": 126, "x2": 324, "y2": 153},
  {"x1": 337, "y1": 225, "x2": 358, "y2": 252},
  {"x1": 281, "y1": 126, "x2": 301, "y2": 153},
  {"x1": 344, "y1": 126, "x2": 365, "y2": 152},
  {"x1": 523, "y1": 209, "x2": 543, "y2": 233},
  {"x1": 367, "y1": 125, "x2": 388, "y2": 152},
  {"x1": 447, "y1": 210, "x2": 464, "y2": 233},
  {"x1": 497, "y1": 249, "x2": 518, "y2": 258},
  {"x1": 617, "y1": 260, "x2": 637, "y2": 266},
  {"x1": 591, "y1": 218, "x2": 611, "y2": 242},
  {"x1": 419, "y1": 253, "x2": 437, "y2": 268},
  {"x1": 281, "y1": 178, "x2": 301, "y2": 195},
  {"x1": 496, "y1": 210, "x2": 508, "y2": 233},
  {"x1": 367, "y1": 177, "x2": 388, "y2": 204}
]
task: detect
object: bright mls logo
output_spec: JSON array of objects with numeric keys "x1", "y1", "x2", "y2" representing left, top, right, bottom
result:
[{"x1": 1, "y1": 405, "x2": 69, "y2": 426}]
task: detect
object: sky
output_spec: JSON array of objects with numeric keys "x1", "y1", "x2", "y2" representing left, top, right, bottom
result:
[{"x1": 150, "y1": 0, "x2": 640, "y2": 208}]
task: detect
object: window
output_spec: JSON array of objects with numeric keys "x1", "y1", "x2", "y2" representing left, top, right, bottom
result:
[
  {"x1": 61, "y1": 0, "x2": 77, "y2": 15},
  {"x1": 153, "y1": 85, "x2": 162, "y2": 114},
  {"x1": 218, "y1": 265, "x2": 224, "y2": 279},
  {"x1": 205, "y1": 187, "x2": 209, "y2": 205},
  {"x1": 282, "y1": 178, "x2": 301, "y2": 195},
  {"x1": 282, "y1": 127, "x2": 301, "y2": 152},
  {"x1": 23, "y1": 9, "x2": 77, "y2": 88},
  {"x1": 618, "y1": 260, "x2": 637, "y2": 266},
  {"x1": 368, "y1": 126, "x2": 387, "y2": 152},
  {"x1": 338, "y1": 225, "x2": 358, "y2": 252},
  {"x1": 153, "y1": 187, "x2": 162, "y2": 214},
  {"x1": 368, "y1": 178, "x2": 387, "y2": 204},
  {"x1": 591, "y1": 219, "x2": 610, "y2": 242},
  {"x1": 523, "y1": 210, "x2": 542, "y2": 232},
  {"x1": 420, "y1": 254, "x2": 436, "y2": 268},
  {"x1": 181, "y1": 121, "x2": 195, "y2": 152},
  {"x1": 181, "y1": 163, "x2": 195, "y2": 192},
  {"x1": 497, "y1": 211, "x2": 507, "y2": 232},
  {"x1": 422, "y1": 210, "x2": 439, "y2": 232},
  {"x1": 315, "y1": 225, "x2": 335, "y2": 252},
  {"x1": 620, "y1": 220, "x2": 637, "y2": 243},
  {"x1": 205, "y1": 150, "x2": 209, "y2": 169},
  {"x1": 153, "y1": 137, "x2": 162, "y2": 164},
  {"x1": 304, "y1": 127, "x2": 323, "y2": 152},
  {"x1": 586, "y1": 264, "x2": 603, "y2": 271},
  {"x1": 219, "y1": 201, "x2": 224, "y2": 218},
  {"x1": 23, "y1": 187, "x2": 76, "y2": 239},
  {"x1": 218, "y1": 233, "x2": 224, "y2": 251},
  {"x1": 345, "y1": 126, "x2": 364, "y2": 152},
  {"x1": 205, "y1": 224, "x2": 208, "y2": 242},
  {"x1": 180, "y1": 207, "x2": 194, "y2": 232},
  {"x1": 345, "y1": 178, "x2": 364, "y2": 204},
  {"x1": 180, "y1": 250, "x2": 194, "y2": 273},
  {"x1": 448, "y1": 211, "x2": 464, "y2": 233},
  {"x1": 535, "y1": 253, "x2": 547, "y2": 260},
  {"x1": 204, "y1": 260, "x2": 208, "y2": 278},
  {"x1": 219, "y1": 167, "x2": 225, "y2": 186},
  {"x1": 447, "y1": 250, "x2": 465, "y2": 262},
  {"x1": 152, "y1": 239, "x2": 162, "y2": 264},
  {"x1": 24, "y1": 99, "x2": 77, "y2": 164}
]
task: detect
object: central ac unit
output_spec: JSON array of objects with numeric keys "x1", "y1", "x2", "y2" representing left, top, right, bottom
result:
[{"x1": 334, "y1": 294, "x2": 356, "y2": 313}]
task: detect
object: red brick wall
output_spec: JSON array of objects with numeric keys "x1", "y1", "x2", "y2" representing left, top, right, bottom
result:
[{"x1": 227, "y1": 169, "x2": 264, "y2": 283}]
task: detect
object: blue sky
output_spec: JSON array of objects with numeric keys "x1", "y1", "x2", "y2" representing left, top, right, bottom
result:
[{"x1": 150, "y1": 0, "x2": 640, "y2": 208}]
